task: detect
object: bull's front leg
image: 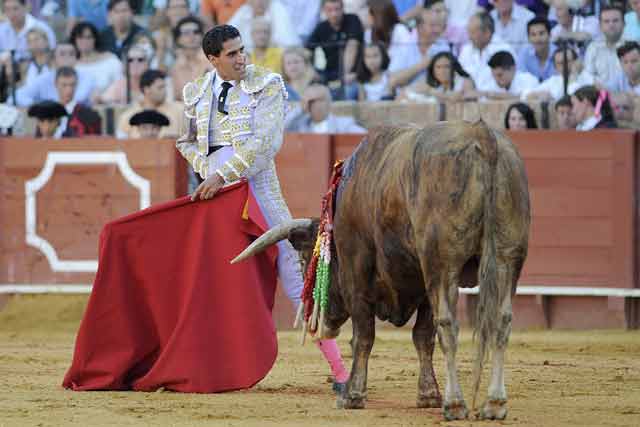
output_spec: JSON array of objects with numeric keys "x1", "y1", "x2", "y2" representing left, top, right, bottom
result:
[
  {"x1": 338, "y1": 301, "x2": 375, "y2": 409},
  {"x1": 412, "y1": 300, "x2": 442, "y2": 408},
  {"x1": 431, "y1": 275, "x2": 468, "y2": 420}
]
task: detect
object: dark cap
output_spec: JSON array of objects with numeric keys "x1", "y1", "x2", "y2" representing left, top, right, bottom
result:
[
  {"x1": 129, "y1": 109, "x2": 170, "y2": 127},
  {"x1": 27, "y1": 101, "x2": 67, "y2": 120}
]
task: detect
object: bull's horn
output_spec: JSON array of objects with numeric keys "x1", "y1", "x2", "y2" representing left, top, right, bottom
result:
[{"x1": 230, "y1": 218, "x2": 312, "y2": 264}]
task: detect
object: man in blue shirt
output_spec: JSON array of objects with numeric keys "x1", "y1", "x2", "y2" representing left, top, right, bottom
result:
[
  {"x1": 623, "y1": 0, "x2": 640, "y2": 41},
  {"x1": 15, "y1": 42, "x2": 97, "y2": 107},
  {"x1": 66, "y1": 0, "x2": 110, "y2": 33},
  {"x1": 517, "y1": 16, "x2": 556, "y2": 82}
]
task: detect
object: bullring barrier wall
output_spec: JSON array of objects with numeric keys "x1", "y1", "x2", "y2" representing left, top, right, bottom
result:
[{"x1": 1, "y1": 131, "x2": 638, "y2": 329}]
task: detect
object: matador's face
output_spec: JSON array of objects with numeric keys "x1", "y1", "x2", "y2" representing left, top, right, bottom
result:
[{"x1": 208, "y1": 37, "x2": 247, "y2": 82}]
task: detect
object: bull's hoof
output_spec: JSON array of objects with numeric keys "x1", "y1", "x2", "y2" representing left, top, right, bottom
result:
[
  {"x1": 478, "y1": 399, "x2": 507, "y2": 420},
  {"x1": 443, "y1": 401, "x2": 469, "y2": 421},
  {"x1": 337, "y1": 392, "x2": 366, "y2": 409},
  {"x1": 416, "y1": 393, "x2": 442, "y2": 408}
]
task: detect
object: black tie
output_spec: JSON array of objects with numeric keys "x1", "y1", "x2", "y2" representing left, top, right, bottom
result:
[{"x1": 217, "y1": 82, "x2": 233, "y2": 115}]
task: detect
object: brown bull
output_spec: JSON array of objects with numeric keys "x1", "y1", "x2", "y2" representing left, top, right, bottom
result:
[{"x1": 233, "y1": 120, "x2": 530, "y2": 420}]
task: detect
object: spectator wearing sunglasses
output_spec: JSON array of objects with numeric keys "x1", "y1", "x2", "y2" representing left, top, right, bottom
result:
[
  {"x1": 94, "y1": 44, "x2": 153, "y2": 104},
  {"x1": 170, "y1": 16, "x2": 212, "y2": 101}
]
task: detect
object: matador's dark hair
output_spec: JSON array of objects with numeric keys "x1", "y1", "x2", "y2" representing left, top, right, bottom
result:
[{"x1": 202, "y1": 25, "x2": 241, "y2": 58}]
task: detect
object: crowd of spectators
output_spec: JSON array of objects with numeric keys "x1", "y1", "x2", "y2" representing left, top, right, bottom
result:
[{"x1": 0, "y1": 0, "x2": 639, "y2": 138}]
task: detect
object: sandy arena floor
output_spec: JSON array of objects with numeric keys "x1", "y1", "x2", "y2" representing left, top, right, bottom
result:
[{"x1": 1, "y1": 295, "x2": 639, "y2": 427}]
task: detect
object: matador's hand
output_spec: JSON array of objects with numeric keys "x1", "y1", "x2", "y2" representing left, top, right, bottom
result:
[{"x1": 191, "y1": 173, "x2": 225, "y2": 201}]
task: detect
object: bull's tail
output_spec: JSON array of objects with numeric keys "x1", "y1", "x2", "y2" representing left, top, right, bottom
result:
[{"x1": 470, "y1": 120, "x2": 499, "y2": 411}]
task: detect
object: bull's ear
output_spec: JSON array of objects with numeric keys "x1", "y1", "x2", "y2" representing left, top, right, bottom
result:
[
  {"x1": 288, "y1": 220, "x2": 319, "y2": 251},
  {"x1": 288, "y1": 228, "x2": 314, "y2": 251}
]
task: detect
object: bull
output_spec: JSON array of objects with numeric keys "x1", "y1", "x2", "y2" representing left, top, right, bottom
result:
[{"x1": 232, "y1": 120, "x2": 531, "y2": 420}]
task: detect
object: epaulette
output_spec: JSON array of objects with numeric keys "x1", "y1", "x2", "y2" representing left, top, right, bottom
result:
[
  {"x1": 240, "y1": 65, "x2": 288, "y2": 99},
  {"x1": 182, "y1": 72, "x2": 213, "y2": 107}
]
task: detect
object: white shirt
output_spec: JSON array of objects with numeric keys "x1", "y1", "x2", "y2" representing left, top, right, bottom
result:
[
  {"x1": 477, "y1": 70, "x2": 539, "y2": 96},
  {"x1": 75, "y1": 53, "x2": 123, "y2": 92},
  {"x1": 550, "y1": 14, "x2": 600, "y2": 43},
  {"x1": 209, "y1": 73, "x2": 235, "y2": 147},
  {"x1": 576, "y1": 115, "x2": 600, "y2": 131},
  {"x1": 24, "y1": 61, "x2": 51, "y2": 84},
  {"x1": 153, "y1": 0, "x2": 199, "y2": 13},
  {"x1": 0, "y1": 14, "x2": 57, "y2": 61},
  {"x1": 227, "y1": 1, "x2": 301, "y2": 51},
  {"x1": 447, "y1": 0, "x2": 479, "y2": 28},
  {"x1": 213, "y1": 73, "x2": 235, "y2": 100},
  {"x1": 458, "y1": 35, "x2": 515, "y2": 84},
  {"x1": 310, "y1": 119, "x2": 330, "y2": 134},
  {"x1": 583, "y1": 36, "x2": 627, "y2": 87},
  {"x1": 520, "y1": 71, "x2": 594, "y2": 101},
  {"x1": 607, "y1": 73, "x2": 640, "y2": 96},
  {"x1": 389, "y1": 34, "x2": 451, "y2": 83},
  {"x1": 279, "y1": 0, "x2": 320, "y2": 41},
  {"x1": 490, "y1": 4, "x2": 535, "y2": 55},
  {"x1": 362, "y1": 72, "x2": 391, "y2": 101},
  {"x1": 365, "y1": 24, "x2": 415, "y2": 73}
]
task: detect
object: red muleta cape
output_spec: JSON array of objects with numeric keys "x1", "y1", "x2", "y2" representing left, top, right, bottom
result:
[{"x1": 62, "y1": 182, "x2": 278, "y2": 393}]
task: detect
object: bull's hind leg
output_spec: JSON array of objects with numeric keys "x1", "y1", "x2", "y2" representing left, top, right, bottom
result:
[
  {"x1": 412, "y1": 300, "x2": 442, "y2": 408},
  {"x1": 429, "y1": 271, "x2": 468, "y2": 420},
  {"x1": 479, "y1": 263, "x2": 515, "y2": 420}
]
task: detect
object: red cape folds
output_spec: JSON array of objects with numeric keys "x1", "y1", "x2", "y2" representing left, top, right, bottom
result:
[{"x1": 62, "y1": 181, "x2": 279, "y2": 393}]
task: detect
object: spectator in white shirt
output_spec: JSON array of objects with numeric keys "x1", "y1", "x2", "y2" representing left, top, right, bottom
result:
[
  {"x1": 16, "y1": 28, "x2": 53, "y2": 87},
  {"x1": 388, "y1": 8, "x2": 451, "y2": 89},
  {"x1": 623, "y1": 0, "x2": 640, "y2": 41},
  {"x1": 364, "y1": 0, "x2": 414, "y2": 73},
  {"x1": 458, "y1": 11, "x2": 515, "y2": 84},
  {"x1": 71, "y1": 22, "x2": 123, "y2": 92},
  {"x1": 0, "y1": 0, "x2": 56, "y2": 62},
  {"x1": 489, "y1": 0, "x2": 535, "y2": 55},
  {"x1": 280, "y1": 0, "x2": 321, "y2": 43},
  {"x1": 473, "y1": 50, "x2": 538, "y2": 100},
  {"x1": 355, "y1": 42, "x2": 394, "y2": 101},
  {"x1": 609, "y1": 41, "x2": 640, "y2": 97},
  {"x1": 583, "y1": 5, "x2": 627, "y2": 88},
  {"x1": 424, "y1": 0, "x2": 470, "y2": 52},
  {"x1": 286, "y1": 83, "x2": 366, "y2": 133},
  {"x1": 521, "y1": 45, "x2": 594, "y2": 101},
  {"x1": 550, "y1": 0, "x2": 599, "y2": 47},
  {"x1": 228, "y1": 0, "x2": 301, "y2": 51}
]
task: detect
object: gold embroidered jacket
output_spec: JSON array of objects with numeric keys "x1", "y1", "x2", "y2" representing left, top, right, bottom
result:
[{"x1": 176, "y1": 64, "x2": 287, "y2": 182}]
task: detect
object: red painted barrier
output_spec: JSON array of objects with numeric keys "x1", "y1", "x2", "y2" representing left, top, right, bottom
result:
[{"x1": 1, "y1": 131, "x2": 638, "y2": 329}]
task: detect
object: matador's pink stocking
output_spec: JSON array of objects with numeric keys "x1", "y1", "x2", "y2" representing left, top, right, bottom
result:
[{"x1": 316, "y1": 338, "x2": 349, "y2": 383}]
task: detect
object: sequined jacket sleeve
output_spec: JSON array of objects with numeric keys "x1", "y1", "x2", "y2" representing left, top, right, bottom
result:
[
  {"x1": 175, "y1": 103, "x2": 211, "y2": 179},
  {"x1": 215, "y1": 78, "x2": 286, "y2": 183}
]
